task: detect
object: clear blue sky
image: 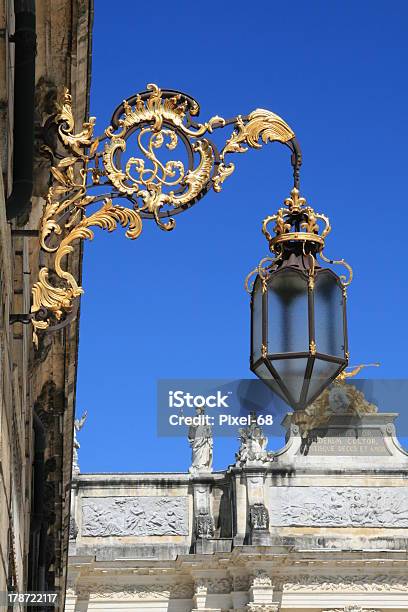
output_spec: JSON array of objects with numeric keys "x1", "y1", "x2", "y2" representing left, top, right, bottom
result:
[{"x1": 76, "y1": 0, "x2": 408, "y2": 473}]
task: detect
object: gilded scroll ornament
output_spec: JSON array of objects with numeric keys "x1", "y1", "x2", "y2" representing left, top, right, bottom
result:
[{"x1": 31, "y1": 84, "x2": 300, "y2": 345}]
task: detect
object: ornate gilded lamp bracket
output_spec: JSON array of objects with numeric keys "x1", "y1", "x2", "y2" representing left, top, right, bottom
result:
[{"x1": 31, "y1": 83, "x2": 302, "y2": 347}]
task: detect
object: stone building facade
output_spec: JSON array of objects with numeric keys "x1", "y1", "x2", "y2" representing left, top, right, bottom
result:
[
  {"x1": 0, "y1": 0, "x2": 92, "y2": 607},
  {"x1": 66, "y1": 404, "x2": 408, "y2": 611}
]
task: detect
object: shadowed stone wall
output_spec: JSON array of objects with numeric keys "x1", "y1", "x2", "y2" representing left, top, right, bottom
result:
[{"x1": 0, "y1": 1, "x2": 93, "y2": 607}]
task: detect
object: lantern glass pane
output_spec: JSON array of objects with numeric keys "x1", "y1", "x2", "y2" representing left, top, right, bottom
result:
[
  {"x1": 271, "y1": 357, "x2": 309, "y2": 405},
  {"x1": 267, "y1": 270, "x2": 309, "y2": 354},
  {"x1": 251, "y1": 276, "x2": 263, "y2": 363},
  {"x1": 306, "y1": 358, "x2": 342, "y2": 405},
  {"x1": 254, "y1": 361, "x2": 272, "y2": 383},
  {"x1": 314, "y1": 271, "x2": 345, "y2": 358},
  {"x1": 253, "y1": 363, "x2": 288, "y2": 404}
]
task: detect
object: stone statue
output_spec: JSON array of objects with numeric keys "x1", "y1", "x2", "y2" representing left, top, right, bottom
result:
[
  {"x1": 236, "y1": 413, "x2": 270, "y2": 466},
  {"x1": 188, "y1": 406, "x2": 213, "y2": 474},
  {"x1": 73, "y1": 411, "x2": 87, "y2": 475}
]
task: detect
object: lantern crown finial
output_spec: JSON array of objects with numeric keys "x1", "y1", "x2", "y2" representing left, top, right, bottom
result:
[
  {"x1": 284, "y1": 187, "x2": 306, "y2": 212},
  {"x1": 262, "y1": 188, "x2": 331, "y2": 255}
]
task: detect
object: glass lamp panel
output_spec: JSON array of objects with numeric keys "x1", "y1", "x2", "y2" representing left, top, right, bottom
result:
[
  {"x1": 253, "y1": 361, "x2": 272, "y2": 383},
  {"x1": 271, "y1": 357, "x2": 309, "y2": 406},
  {"x1": 314, "y1": 270, "x2": 345, "y2": 358},
  {"x1": 267, "y1": 270, "x2": 309, "y2": 354},
  {"x1": 305, "y1": 358, "x2": 343, "y2": 406},
  {"x1": 251, "y1": 276, "x2": 263, "y2": 363},
  {"x1": 253, "y1": 362, "x2": 289, "y2": 404}
]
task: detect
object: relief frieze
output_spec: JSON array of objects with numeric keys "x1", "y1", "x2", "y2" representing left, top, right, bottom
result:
[
  {"x1": 269, "y1": 487, "x2": 408, "y2": 527},
  {"x1": 81, "y1": 496, "x2": 188, "y2": 536}
]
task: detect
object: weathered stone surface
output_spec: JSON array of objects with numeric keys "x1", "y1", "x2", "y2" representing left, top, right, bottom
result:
[
  {"x1": 268, "y1": 486, "x2": 408, "y2": 527},
  {"x1": 0, "y1": 0, "x2": 92, "y2": 605},
  {"x1": 81, "y1": 496, "x2": 189, "y2": 536},
  {"x1": 250, "y1": 503, "x2": 269, "y2": 530},
  {"x1": 67, "y1": 408, "x2": 408, "y2": 610},
  {"x1": 305, "y1": 427, "x2": 391, "y2": 456}
]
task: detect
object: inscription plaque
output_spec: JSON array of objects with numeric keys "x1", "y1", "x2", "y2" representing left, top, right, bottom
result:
[{"x1": 304, "y1": 427, "x2": 391, "y2": 456}]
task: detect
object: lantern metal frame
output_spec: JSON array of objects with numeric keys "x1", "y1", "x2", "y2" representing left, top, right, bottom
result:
[{"x1": 246, "y1": 188, "x2": 352, "y2": 410}]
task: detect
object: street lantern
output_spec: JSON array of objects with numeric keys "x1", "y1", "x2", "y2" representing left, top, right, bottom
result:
[
  {"x1": 21, "y1": 81, "x2": 352, "y2": 409},
  {"x1": 247, "y1": 188, "x2": 351, "y2": 410}
]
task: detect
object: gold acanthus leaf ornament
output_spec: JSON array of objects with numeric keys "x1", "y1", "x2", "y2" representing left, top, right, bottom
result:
[
  {"x1": 113, "y1": 83, "x2": 225, "y2": 138},
  {"x1": 31, "y1": 83, "x2": 298, "y2": 346},
  {"x1": 31, "y1": 199, "x2": 142, "y2": 346},
  {"x1": 215, "y1": 110, "x2": 295, "y2": 191},
  {"x1": 56, "y1": 88, "x2": 96, "y2": 156},
  {"x1": 221, "y1": 110, "x2": 295, "y2": 157}
]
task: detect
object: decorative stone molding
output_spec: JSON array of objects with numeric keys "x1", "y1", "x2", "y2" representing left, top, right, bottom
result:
[
  {"x1": 195, "y1": 510, "x2": 215, "y2": 539},
  {"x1": 269, "y1": 486, "x2": 408, "y2": 527},
  {"x1": 194, "y1": 577, "x2": 232, "y2": 595},
  {"x1": 81, "y1": 496, "x2": 188, "y2": 536},
  {"x1": 249, "y1": 503, "x2": 269, "y2": 530},
  {"x1": 76, "y1": 582, "x2": 194, "y2": 600},
  {"x1": 322, "y1": 607, "x2": 382, "y2": 612},
  {"x1": 171, "y1": 582, "x2": 195, "y2": 599},
  {"x1": 281, "y1": 575, "x2": 408, "y2": 592},
  {"x1": 233, "y1": 574, "x2": 250, "y2": 591},
  {"x1": 193, "y1": 580, "x2": 207, "y2": 609},
  {"x1": 251, "y1": 570, "x2": 272, "y2": 587},
  {"x1": 68, "y1": 517, "x2": 78, "y2": 540},
  {"x1": 249, "y1": 570, "x2": 274, "y2": 607},
  {"x1": 246, "y1": 605, "x2": 280, "y2": 612}
]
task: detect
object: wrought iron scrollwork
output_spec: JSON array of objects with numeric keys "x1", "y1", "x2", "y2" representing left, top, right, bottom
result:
[{"x1": 31, "y1": 83, "x2": 299, "y2": 346}]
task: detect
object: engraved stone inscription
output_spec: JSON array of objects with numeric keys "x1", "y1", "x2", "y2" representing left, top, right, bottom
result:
[
  {"x1": 304, "y1": 427, "x2": 391, "y2": 456},
  {"x1": 269, "y1": 487, "x2": 408, "y2": 527},
  {"x1": 81, "y1": 496, "x2": 188, "y2": 536}
]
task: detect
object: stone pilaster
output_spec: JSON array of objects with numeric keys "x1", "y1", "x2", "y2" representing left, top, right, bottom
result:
[
  {"x1": 192, "y1": 479, "x2": 217, "y2": 553},
  {"x1": 244, "y1": 469, "x2": 271, "y2": 545}
]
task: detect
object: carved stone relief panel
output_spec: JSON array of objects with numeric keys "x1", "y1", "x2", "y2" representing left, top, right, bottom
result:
[
  {"x1": 75, "y1": 582, "x2": 194, "y2": 600},
  {"x1": 249, "y1": 503, "x2": 269, "y2": 530},
  {"x1": 268, "y1": 487, "x2": 408, "y2": 527},
  {"x1": 281, "y1": 575, "x2": 408, "y2": 592},
  {"x1": 81, "y1": 496, "x2": 188, "y2": 536},
  {"x1": 322, "y1": 607, "x2": 382, "y2": 612},
  {"x1": 246, "y1": 605, "x2": 280, "y2": 612}
]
